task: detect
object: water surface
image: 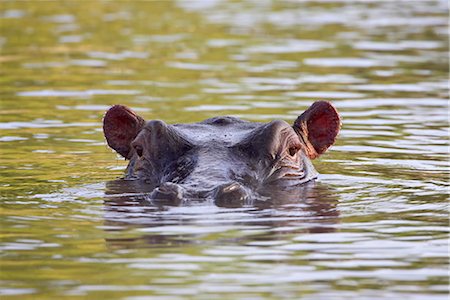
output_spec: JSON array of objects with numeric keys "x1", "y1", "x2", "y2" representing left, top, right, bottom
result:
[{"x1": 0, "y1": 1, "x2": 448, "y2": 299}]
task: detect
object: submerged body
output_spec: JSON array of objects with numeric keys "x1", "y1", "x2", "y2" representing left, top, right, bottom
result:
[{"x1": 103, "y1": 101, "x2": 341, "y2": 206}]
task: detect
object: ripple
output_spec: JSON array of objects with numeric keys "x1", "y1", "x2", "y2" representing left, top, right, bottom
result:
[
  {"x1": 133, "y1": 34, "x2": 187, "y2": 44},
  {"x1": 0, "y1": 9, "x2": 26, "y2": 19},
  {"x1": 0, "y1": 120, "x2": 99, "y2": 130},
  {"x1": 55, "y1": 104, "x2": 150, "y2": 112},
  {"x1": 202, "y1": 88, "x2": 243, "y2": 94},
  {"x1": 23, "y1": 59, "x2": 108, "y2": 68},
  {"x1": 348, "y1": 83, "x2": 434, "y2": 92},
  {"x1": 69, "y1": 59, "x2": 107, "y2": 67},
  {"x1": 366, "y1": 53, "x2": 436, "y2": 63},
  {"x1": 241, "y1": 77, "x2": 298, "y2": 86},
  {"x1": 296, "y1": 74, "x2": 367, "y2": 84},
  {"x1": 246, "y1": 84, "x2": 295, "y2": 92},
  {"x1": 364, "y1": 16, "x2": 447, "y2": 27},
  {"x1": 340, "y1": 129, "x2": 400, "y2": 138},
  {"x1": 404, "y1": 128, "x2": 449, "y2": 138},
  {"x1": 42, "y1": 14, "x2": 75, "y2": 23},
  {"x1": 167, "y1": 61, "x2": 224, "y2": 71},
  {"x1": 0, "y1": 240, "x2": 60, "y2": 251},
  {"x1": 334, "y1": 98, "x2": 447, "y2": 108},
  {"x1": 204, "y1": 246, "x2": 288, "y2": 257},
  {"x1": 33, "y1": 133, "x2": 49, "y2": 139},
  {"x1": 17, "y1": 89, "x2": 141, "y2": 97},
  {"x1": 87, "y1": 51, "x2": 149, "y2": 60},
  {"x1": 104, "y1": 80, "x2": 189, "y2": 88},
  {"x1": 67, "y1": 285, "x2": 155, "y2": 294},
  {"x1": 23, "y1": 61, "x2": 67, "y2": 68},
  {"x1": 304, "y1": 57, "x2": 395, "y2": 68},
  {"x1": 332, "y1": 145, "x2": 425, "y2": 154},
  {"x1": 315, "y1": 259, "x2": 408, "y2": 268},
  {"x1": 184, "y1": 105, "x2": 249, "y2": 112},
  {"x1": 293, "y1": 232, "x2": 370, "y2": 243},
  {"x1": 354, "y1": 40, "x2": 443, "y2": 51},
  {"x1": 236, "y1": 60, "x2": 299, "y2": 72},
  {"x1": 353, "y1": 41, "x2": 408, "y2": 51},
  {"x1": 54, "y1": 23, "x2": 79, "y2": 33},
  {"x1": 286, "y1": 91, "x2": 366, "y2": 99},
  {"x1": 0, "y1": 288, "x2": 36, "y2": 296},
  {"x1": 32, "y1": 150, "x2": 55, "y2": 154},
  {"x1": 0, "y1": 136, "x2": 28, "y2": 142},
  {"x1": 244, "y1": 39, "x2": 333, "y2": 53},
  {"x1": 207, "y1": 39, "x2": 241, "y2": 48},
  {"x1": 102, "y1": 11, "x2": 131, "y2": 22},
  {"x1": 362, "y1": 158, "x2": 448, "y2": 172},
  {"x1": 128, "y1": 263, "x2": 201, "y2": 271},
  {"x1": 138, "y1": 225, "x2": 237, "y2": 235},
  {"x1": 59, "y1": 35, "x2": 83, "y2": 43},
  {"x1": 174, "y1": 51, "x2": 198, "y2": 59}
]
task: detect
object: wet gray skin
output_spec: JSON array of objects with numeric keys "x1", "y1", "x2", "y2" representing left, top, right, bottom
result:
[{"x1": 103, "y1": 101, "x2": 341, "y2": 206}]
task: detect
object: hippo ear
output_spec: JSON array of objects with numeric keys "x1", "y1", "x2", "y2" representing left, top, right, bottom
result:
[
  {"x1": 293, "y1": 101, "x2": 341, "y2": 159},
  {"x1": 103, "y1": 105, "x2": 146, "y2": 159}
]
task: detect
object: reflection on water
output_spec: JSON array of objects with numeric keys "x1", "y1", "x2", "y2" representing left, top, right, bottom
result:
[
  {"x1": 103, "y1": 179, "x2": 339, "y2": 230},
  {"x1": 0, "y1": 0, "x2": 448, "y2": 299}
]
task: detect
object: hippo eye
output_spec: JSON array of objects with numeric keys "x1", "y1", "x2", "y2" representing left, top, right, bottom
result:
[
  {"x1": 134, "y1": 145, "x2": 143, "y2": 157},
  {"x1": 288, "y1": 146, "x2": 299, "y2": 157}
]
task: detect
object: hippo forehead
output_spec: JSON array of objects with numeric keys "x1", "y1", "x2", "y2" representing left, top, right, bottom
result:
[{"x1": 172, "y1": 116, "x2": 262, "y2": 145}]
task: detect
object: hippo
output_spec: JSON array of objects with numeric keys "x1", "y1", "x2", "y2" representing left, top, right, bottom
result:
[{"x1": 103, "y1": 101, "x2": 341, "y2": 206}]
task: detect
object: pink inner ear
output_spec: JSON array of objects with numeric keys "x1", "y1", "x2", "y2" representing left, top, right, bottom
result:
[
  {"x1": 307, "y1": 107, "x2": 340, "y2": 154},
  {"x1": 294, "y1": 101, "x2": 341, "y2": 158},
  {"x1": 103, "y1": 105, "x2": 145, "y2": 159}
]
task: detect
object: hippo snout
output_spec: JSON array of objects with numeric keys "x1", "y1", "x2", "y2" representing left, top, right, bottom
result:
[{"x1": 148, "y1": 181, "x2": 249, "y2": 207}]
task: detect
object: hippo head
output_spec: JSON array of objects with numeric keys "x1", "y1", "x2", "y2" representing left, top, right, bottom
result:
[{"x1": 103, "y1": 101, "x2": 340, "y2": 206}]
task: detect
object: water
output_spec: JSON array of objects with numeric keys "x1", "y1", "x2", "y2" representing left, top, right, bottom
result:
[{"x1": 0, "y1": 1, "x2": 448, "y2": 299}]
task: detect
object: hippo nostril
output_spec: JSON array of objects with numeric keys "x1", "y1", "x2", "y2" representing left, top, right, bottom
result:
[
  {"x1": 134, "y1": 145, "x2": 143, "y2": 157},
  {"x1": 150, "y1": 182, "x2": 184, "y2": 206},
  {"x1": 213, "y1": 182, "x2": 248, "y2": 208}
]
